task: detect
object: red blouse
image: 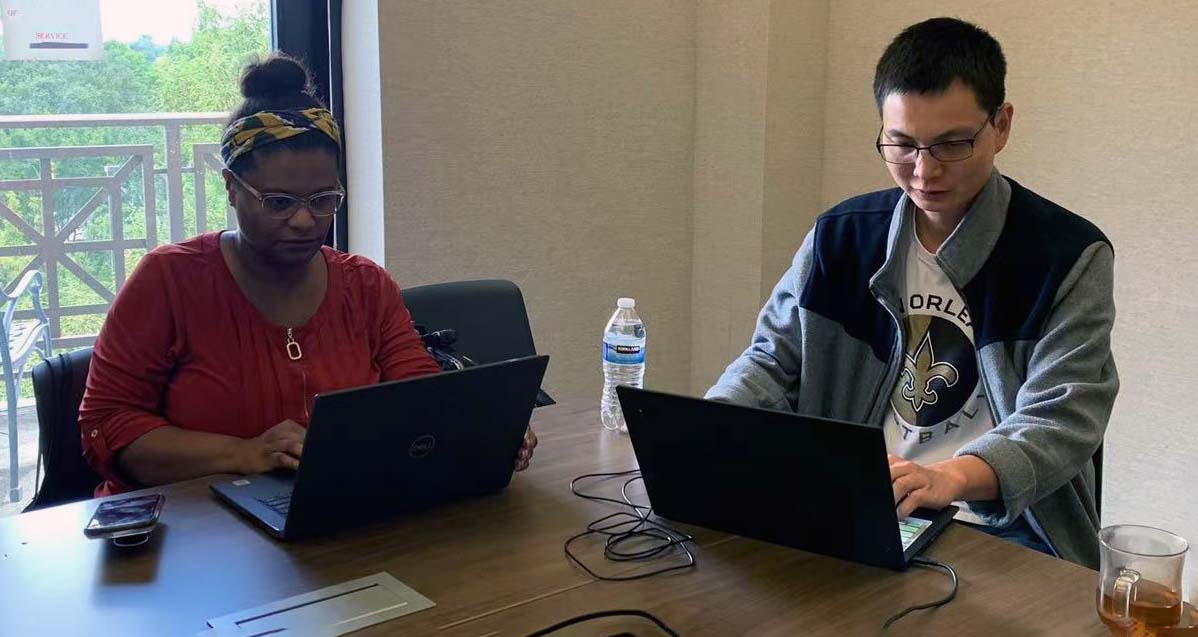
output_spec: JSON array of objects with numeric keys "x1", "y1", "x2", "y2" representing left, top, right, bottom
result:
[{"x1": 80, "y1": 232, "x2": 441, "y2": 496}]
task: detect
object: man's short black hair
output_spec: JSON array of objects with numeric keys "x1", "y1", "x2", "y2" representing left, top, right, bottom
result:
[{"x1": 873, "y1": 17, "x2": 1007, "y2": 115}]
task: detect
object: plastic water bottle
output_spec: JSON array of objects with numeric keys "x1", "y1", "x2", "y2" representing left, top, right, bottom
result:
[{"x1": 600, "y1": 297, "x2": 646, "y2": 432}]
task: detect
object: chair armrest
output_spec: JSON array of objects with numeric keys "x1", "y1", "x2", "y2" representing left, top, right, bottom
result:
[
  {"x1": 3, "y1": 271, "x2": 47, "y2": 337},
  {"x1": 4, "y1": 271, "x2": 43, "y2": 302}
]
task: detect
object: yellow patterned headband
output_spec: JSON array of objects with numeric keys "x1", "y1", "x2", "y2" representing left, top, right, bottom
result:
[{"x1": 219, "y1": 107, "x2": 342, "y2": 166}]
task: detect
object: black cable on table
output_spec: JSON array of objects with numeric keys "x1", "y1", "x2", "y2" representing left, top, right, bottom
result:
[
  {"x1": 564, "y1": 470, "x2": 696, "y2": 582},
  {"x1": 524, "y1": 609, "x2": 680, "y2": 637},
  {"x1": 882, "y1": 555, "x2": 959, "y2": 629}
]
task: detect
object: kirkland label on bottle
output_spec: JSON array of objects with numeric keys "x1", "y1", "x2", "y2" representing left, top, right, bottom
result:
[{"x1": 603, "y1": 342, "x2": 645, "y2": 365}]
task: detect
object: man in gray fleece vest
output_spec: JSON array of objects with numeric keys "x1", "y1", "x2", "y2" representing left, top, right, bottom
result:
[{"x1": 706, "y1": 18, "x2": 1116, "y2": 569}]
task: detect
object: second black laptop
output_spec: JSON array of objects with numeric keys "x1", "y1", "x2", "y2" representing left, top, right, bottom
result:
[{"x1": 617, "y1": 386, "x2": 955, "y2": 570}]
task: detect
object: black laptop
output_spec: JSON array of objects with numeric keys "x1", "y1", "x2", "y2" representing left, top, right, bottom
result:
[
  {"x1": 211, "y1": 355, "x2": 549, "y2": 540},
  {"x1": 616, "y1": 387, "x2": 956, "y2": 570}
]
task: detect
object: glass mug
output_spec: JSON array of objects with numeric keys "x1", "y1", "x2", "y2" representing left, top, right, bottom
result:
[{"x1": 1098, "y1": 525, "x2": 1198, "y2": 636}]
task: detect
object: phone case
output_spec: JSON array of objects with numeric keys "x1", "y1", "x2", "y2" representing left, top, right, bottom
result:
[
  {"x1": 84, "y1": 524, "x2": 157, "y2": 541},
  {"x1": 82, "y1": 495, "x2": 165, "y2": 540}
]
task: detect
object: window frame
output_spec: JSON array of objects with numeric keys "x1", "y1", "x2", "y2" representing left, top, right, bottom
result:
[{"x1": 272, "y1": 0, "x2": 347, "y2": 251}]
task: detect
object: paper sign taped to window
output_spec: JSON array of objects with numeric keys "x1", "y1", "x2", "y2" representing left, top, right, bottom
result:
[{"x1": 1, "y1": 0, "x2": 103, "y2": 61}]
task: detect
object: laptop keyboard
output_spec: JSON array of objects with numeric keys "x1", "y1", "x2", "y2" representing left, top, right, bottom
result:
[
  {"x1": 256, "y1": 493, "x2": 292, "y2": 517},
  {"x1": 898, "y1": 517, "x2": 932, "y2": 551}
]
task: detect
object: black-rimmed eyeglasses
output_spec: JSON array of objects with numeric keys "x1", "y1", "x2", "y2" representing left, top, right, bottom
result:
[{"x1": 875, "y1": 113, "x2": 994, "y2": 164}]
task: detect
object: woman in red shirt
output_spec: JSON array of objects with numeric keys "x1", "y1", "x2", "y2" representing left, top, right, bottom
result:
[{"x1": 80, "y1": 55, "x2": 537, "y2": 496}]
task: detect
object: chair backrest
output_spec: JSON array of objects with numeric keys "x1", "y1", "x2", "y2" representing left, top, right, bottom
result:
[
  {"x1": 402, "y1": 279, "x2": 553, "y2": 406},
  {"x1": 1093, "y1": 443, "x2": 1104, "y2": 521},
  {"x1": 401, "y1": 279, "x2": 539, "y2": 365},
  {"x1": 25, "y1": 347, "x2": 100, "y2": 511}
]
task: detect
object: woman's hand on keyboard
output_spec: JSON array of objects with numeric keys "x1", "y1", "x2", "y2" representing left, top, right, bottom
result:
[
  {"x1": 514, "y1": 426, "x2": 538, "y2": 472},
  {"x1": 239, "y1": 419, "x2": 307, "y2": 474}
]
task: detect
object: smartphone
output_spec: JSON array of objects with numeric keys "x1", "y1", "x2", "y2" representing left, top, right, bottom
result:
[{"x1": 83, "y1": 494, "x2": 165, "y2": 538}]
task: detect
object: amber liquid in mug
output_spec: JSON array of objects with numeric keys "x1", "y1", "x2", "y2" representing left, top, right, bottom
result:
[{"x1": 1100, "y1": 579, "x2": 1198, "y2": 636}]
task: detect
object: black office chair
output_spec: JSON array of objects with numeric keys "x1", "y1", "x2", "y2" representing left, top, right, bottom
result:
[
  {"x1": 402, "y1": 279, "x2": 553, "y2": 405},
  {"x1": 1093, "y1": 443, "x2": 1104, "y2": 521},
  {"x1": 24, "y1": 347, "x2": 101, "y2": 511}
]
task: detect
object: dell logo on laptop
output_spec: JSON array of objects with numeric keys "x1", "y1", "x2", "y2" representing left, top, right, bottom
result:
[{"x1": 409, "y1": 434, "x2": 436, "y2": 458}]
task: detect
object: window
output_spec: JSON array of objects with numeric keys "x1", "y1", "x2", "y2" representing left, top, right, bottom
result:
[{"x1": 0, "y1": 0, "x2": 340, "y2": 514}]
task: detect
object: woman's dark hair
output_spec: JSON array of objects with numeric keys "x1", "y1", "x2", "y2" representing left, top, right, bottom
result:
[
  {"x1": 873, "y1": 17, "x2": 1006, "y2": 116},
  {"x1": 226, "y1": 53, "x2": 340, "y2": 174}
]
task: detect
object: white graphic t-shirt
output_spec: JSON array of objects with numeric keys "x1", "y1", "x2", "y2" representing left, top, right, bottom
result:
[{"x1": 883, "y1": 223, "x2": 994, "y2": 524}]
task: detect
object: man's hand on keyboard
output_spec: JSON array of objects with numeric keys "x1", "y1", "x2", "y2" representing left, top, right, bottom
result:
[{"x1": 888, "y1": 454, "x2": 966, "y2": 519}]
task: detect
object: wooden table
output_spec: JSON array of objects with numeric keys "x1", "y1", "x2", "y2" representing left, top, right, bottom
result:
[{"x1": 0, "y1": 401, "x2": 1107, "y2": 636}]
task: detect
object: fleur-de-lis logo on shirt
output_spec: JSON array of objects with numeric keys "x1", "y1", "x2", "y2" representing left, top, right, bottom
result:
[{"x1": 899, "y1": 331, "x2": 960, "y2": 413}]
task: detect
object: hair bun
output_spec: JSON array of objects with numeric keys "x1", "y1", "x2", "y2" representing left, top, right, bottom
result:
[{"x1": 239, "y1": 54, "x2": 313, "y2": 100}]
